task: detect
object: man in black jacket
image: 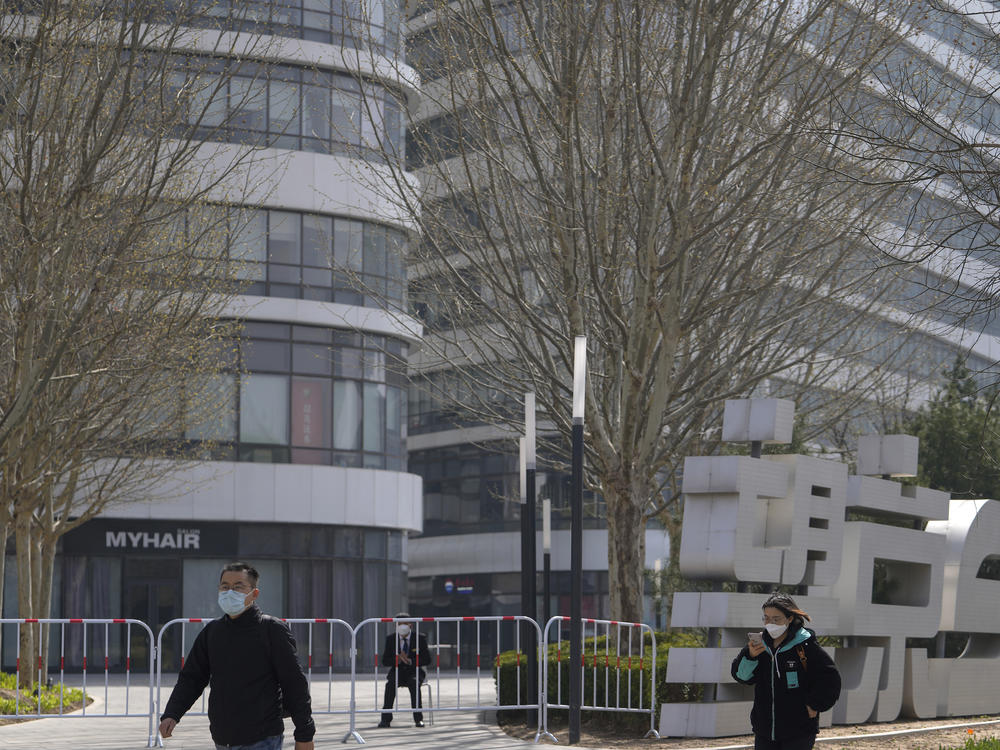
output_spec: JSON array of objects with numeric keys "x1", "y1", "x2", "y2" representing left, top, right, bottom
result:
[
  {"x1": 378, "y1": 613, "x2": 431, "y2": 728},
  {"x1": 158, "y1": 562, "x2": 315, "y2": 750}
]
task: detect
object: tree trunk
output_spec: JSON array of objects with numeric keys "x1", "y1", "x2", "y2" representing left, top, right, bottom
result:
[
  {"x1": 35, "y1": 535, "x2": 57, "y2": 680},
  {"x1": 15, "y1": 512, "x2": 34, "y2": 688},
  {"x1": 0, "y1": 521, "x2": 8, "y2": 661},
  {"x1": 606, "y1": 487, "x2": 647, "y2": 623}
]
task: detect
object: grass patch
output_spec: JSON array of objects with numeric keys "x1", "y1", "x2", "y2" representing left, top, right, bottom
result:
[
  {"x1": 0, "y1": 672, "x2": 88, "y2": 716},
  {"x1": 943, "y1": 737, "x2": 1000, "y2": 750}
]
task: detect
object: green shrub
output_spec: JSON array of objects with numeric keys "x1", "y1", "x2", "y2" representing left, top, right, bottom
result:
[
  {"x1": 494, "y1": 629, "x2": 702, "y2": 729},
  {"x1": 943, "y1": 737, "x2": 1000, "y2": 750},
  {"x1": 0, "y1": 672, "x2": 87, "y2": 715}
]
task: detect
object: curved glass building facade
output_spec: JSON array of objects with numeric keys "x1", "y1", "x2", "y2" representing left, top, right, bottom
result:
[{"x1": 1, "y1": 0, "x2": 421, "y2": 661}]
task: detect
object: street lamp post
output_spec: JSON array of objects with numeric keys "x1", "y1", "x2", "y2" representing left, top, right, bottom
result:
[
  {"x1": 542, "y1": 498, "x2": 551, "y2": 625},
  {"x1": 525, "y1": 392, "x2": 537, "y2": 726},
  {"x1": 569, "y1": 335, "x2": 586, "y2": 744}
]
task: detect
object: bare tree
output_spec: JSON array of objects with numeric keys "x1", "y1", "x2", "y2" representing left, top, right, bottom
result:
[
  {"x1": 347, "y1": 0, "x2": 927, "y2": 621},
  {"x1": 0, "y1": 0, "x2": 278, "y2": 681}
]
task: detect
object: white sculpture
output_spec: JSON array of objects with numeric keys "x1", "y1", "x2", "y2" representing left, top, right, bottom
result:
[{"x1": 661, "y1": 399, "x2": 1000, "y2": 737}]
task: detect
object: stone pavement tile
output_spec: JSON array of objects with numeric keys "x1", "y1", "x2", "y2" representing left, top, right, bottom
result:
[{"x1": 0, "y1": 706, "x2": 541, "y2": 750}]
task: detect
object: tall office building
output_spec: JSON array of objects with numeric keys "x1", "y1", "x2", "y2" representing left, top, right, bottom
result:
[
  {"x1": 401, "y1": 0, "x2": 1000, "y2": 623},
  {"x1": 1, "y1": 0, "x2": 422, "y2": 667}
]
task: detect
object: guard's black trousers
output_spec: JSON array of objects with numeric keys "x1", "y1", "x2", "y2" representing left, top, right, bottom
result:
[{"x1": 381, "y1": 675, "x2": 423, "y2": 725}]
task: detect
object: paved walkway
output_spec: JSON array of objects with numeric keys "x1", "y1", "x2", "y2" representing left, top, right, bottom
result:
[{"x1": 0, "y1": 674, "x2": 541, "y2": 749}]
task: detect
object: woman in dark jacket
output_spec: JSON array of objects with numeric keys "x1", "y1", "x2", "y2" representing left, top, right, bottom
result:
[{"x1": 730, "y1": 593, "x2": 841, "y2": 750}]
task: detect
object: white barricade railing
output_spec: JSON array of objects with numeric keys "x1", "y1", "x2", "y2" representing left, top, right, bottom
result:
[
  {"x1": 348, "y1": 615, "x2": 543, "y2": 744},
  {"x1": 539, "y1": 616, "x2": 659, "y2": 743},
  {"x1": 154, "y1": 617, "x2": 354, "y2": 745},
  {"x1": 0, "y1": 618, "x2": 158, "y2": 747}
]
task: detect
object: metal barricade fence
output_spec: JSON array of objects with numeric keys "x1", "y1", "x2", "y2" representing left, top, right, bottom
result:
[
  {"x1": 155, "y1": 617, "x2": 354, "y2": 743},
  {"x1": 348, "y1": 615, "x2": 543, "y2": 744},
  {"x1": 539, "y1": 616, "x2": 660, "y2": 742},
  {"x1": 0, "y1": 618, "x2": 158, "y2": 746}
]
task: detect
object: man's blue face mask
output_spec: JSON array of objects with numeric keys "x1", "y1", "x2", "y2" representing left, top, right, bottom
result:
[{"x1": 218, "y1": 589, "x2": 251, "y2": 616}]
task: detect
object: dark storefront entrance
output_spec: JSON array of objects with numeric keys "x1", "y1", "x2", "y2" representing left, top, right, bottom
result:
[{"x1": 124, "y1": 558, "x2": 182, "y2": 671}]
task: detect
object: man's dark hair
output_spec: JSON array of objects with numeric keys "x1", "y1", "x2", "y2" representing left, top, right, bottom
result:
[{"x1": 221, "y1": 562, "x2": 259, "y2": 588}]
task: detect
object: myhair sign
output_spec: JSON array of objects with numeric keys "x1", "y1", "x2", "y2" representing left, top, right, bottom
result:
[
  {"x1": 61, "y1": 519, "x2": 238, "y2": 556},
  {"x1": 661, "y1": 399, "x2": 1000, "y2": 738}
]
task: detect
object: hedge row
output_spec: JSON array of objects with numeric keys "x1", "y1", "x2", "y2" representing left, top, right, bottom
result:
[{"x1": 493, "y1": 629, "x2": 702, "y2": 724}]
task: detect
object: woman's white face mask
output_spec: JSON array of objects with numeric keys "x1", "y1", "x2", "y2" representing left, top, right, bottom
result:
[{"x1": 764, "y1": 622, "x2": 788, "y2": 639}]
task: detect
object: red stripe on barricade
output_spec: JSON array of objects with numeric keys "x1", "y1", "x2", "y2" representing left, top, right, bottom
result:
[
  {"x1": 422, "y1": 617, "x2": 434, "y2": 621},
  {"x1": 395, "y1": 655, "x2": 399, "y2": 667},
  {"x1": 380, "y1": 618, "x2": 394, "y2": 622},
  {"x1": 495, "y1": 655, "x2": 500, "y2": 668},
  {"x1": 457, "y1": 653, "x2": 461, "y2": 668},
  {"x1": 436, "y1": 653, "x2": 440, "y2": 668},
  {"x1": 592, "y1": 654, "x2": 597, "y2": 667},
  {"x1": 628, "y1": 656, "x2": 632, "y2": 669},
  {"x1": 462, "y1": 616, "x2": 475, "y2": 621},
  {"x1": 188, "y1": 619, "x2": 203, "y2": 623},
  {"x1": 328, "y1": 654, "x2": 333, "y2": 668},
  {"x1": 113, "y1": 619, "x2": 125, "y2": 623},
  {"x1": 70, "y1": 619, "x2": 82, "y2": 623},
  {"x1": 586, "y1": 618, "x2": 595, "y2": 624},
  {"x1": 180, "y1": 657, "x2": 185, "y2": 669},
  {"x1": 308, "y1": 655, "x2": 312, "y2": 669},
  {"x1": 60, "y1": 657, "x2": 64, "y2": 670},
  {"x1": 616, "y1": 656, "x2": 621, "y2": 668},
  {"x1": 502, "y1": 616, "x2": 514, "y2": 621},
  {"x1": 15, "y1": 657, "x2": 19, "y2": 673},
  {"x1": 83, "y1": 657, "x2": 87, "y2": 670},
  {"x1": 126, "y1": 657, "x2": 130, "y2": 671},
  {"x1": 581, "y1": 654, "x2": 586, "y2": 667},
  {"x1": 557, "y1": 648, "x2": 562, "y2": 662},
  {"x1": 316, "y1": 618, "x2": 328, "y2": 623},
  {"x1": 611, "y1": 620, "x2": 619, "y2": 625},
  {"x1": 605, "y1": 655, "x2": 609, "y2": 667},
  {"x1": 24, "y1": 619, "x2": 38, "y2": 623},
  {"x1": 105, "y1": 657, "x2": 109, "y2": 670},
  {"x1": 476, "y1": 653, "x2": 480, "y2": 668}
]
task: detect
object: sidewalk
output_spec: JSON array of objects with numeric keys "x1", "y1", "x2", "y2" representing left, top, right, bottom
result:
[{"x1": 0, "y1": 674, "x2": 541, "y2": 750}]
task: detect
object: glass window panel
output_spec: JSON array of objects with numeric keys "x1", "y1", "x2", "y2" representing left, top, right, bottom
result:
[
  {"x1": 363, "y1": 225, "x2": 387, "y2": 275},
  {"x1": 361, "y1": 94, "x2": 384, "y2": 151},
  {"x1": 269, "y1": 79, "x2": 301, "y2": 136},
  {"x1": 240, "y1": 374, "x2": 289, "y2": 444},
  {"x1": 365, "y1": 530, "x2": 386, "y2": 559},
  {"x1": 245, "y1": 321, "x2": 290, "y2": 338},
  {"x1": 230, "y1": 209, "x2": 267, "y2": 263},
  {"x1": 243, "y1": 339, "x2": 290, "y2": 371},
  {"x1": 189, "y1": 75, "x2": 227, "y2": 127},
  {"x1": 386, "y1": 386, "x2": 402, "y2": 458},
  {"x1": 333, "y1": 380, "x2": 361, "y2": 450},
  {"x1": 331, "y1": 88, "x2": 361, "y2": 145},
  {"x1": 335, "y1": 347, "x2": 362, "y2": 378},
  {"x1": 269, "y1": 264, "x2": 301, "y2": 284},
  {"x1": 303, "y1": 215, "x2": 333, "y2": 267},
  {"x1": 268, "y1": 210, "x2": 301, "y2": 264},
  {"x1": 293, "y1": 342, "x2": 332, "y2": 375},
  {"x1": 363, "y1": 349, "x2": 385, "y2": 381},
  {"x1": 291, "y1": 377, "x2": 332, "y2": 448},
  {"x1": 303, "y1": 267, "x2": 333, "y2": 288},
  {"x1": 292, "y1": 325, "x2": 332, "y2": 343},
  {"x1": 363, "y1": 382, "x2": 385, "y2": 452},
  {"x1": 303, "y1": 84, "x2": 331, "y2": 143},
  {"x1": 230, "y1": 76, "x2": 267, "y2": 131},
  {"x1": 186, "y1": 373, "x2": 237, "y2": 441}
]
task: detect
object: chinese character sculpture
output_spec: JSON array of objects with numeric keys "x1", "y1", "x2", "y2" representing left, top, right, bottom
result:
[{"x1": 661, "y1": 399, "x2": 1000, "y2": 737}]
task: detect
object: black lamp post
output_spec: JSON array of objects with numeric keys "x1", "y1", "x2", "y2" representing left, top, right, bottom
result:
[
  {"x1": 569, "y1": 335, "x2": 586, "y2": 744},
  {"x1": 525, "y1": 392, "x2": 537, "y2": 725}
]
